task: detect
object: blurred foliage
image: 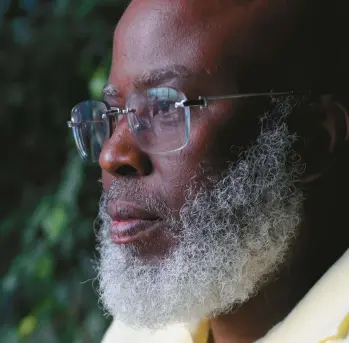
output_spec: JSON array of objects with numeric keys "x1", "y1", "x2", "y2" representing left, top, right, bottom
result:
[{"x1": 0, "y1": 0, "x2": 127, "y2": 342}]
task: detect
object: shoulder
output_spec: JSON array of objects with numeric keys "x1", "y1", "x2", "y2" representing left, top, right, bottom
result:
[
  {"x1": 257, "y1": 249, "x2": 349, "y2": 343},
  {"x1": 101, "y1": 320, "x2": 195, "y2": 343}
]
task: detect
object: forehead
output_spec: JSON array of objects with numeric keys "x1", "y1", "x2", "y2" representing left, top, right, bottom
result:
[{"x1": 110, "y1": 0, "x2": 301, "y2": 93}]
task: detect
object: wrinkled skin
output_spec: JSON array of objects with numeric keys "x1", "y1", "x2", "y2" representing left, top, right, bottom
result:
[{"x1": 98, "y1": 0, "x2": 349, "y2": 341}]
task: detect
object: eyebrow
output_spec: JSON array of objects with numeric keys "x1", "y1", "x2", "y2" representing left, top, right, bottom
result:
[
  {"x1": 102, "y1": 83, "x2": 120, "y2": 98},
  {"x1": 133, "y1": 64, "x2": 190, "y2": 88},
  {"x1": 102, "y1": 64, "x2": 191, "y2": 98}
]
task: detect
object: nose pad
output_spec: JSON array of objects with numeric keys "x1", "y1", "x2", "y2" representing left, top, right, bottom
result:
[{"x1": 128, "y1": 112, "x2": 153, "y2": 138}]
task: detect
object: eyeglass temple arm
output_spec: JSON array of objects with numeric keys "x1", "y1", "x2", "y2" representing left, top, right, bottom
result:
[{"x1": 175, "y1": 91, "x2": 297, "y2": 109}]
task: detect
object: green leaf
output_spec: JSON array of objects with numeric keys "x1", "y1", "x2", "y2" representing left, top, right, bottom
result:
[
  {"x1": 42, "y1": 205, "x2": 68, "y2": 244},
  {"x1": 89, "y1": 51, "x2": 112, "y2": 99},
  {"x1": 89, "y1": 67, "x2": 108, "y2": 100},
  {"x1": 57, "y1": 154, "x2": 84, "y2": 208},
  {"x1": 76, "y1": 0, "x2": 97, "y2": 17},
  {"x1": 24, "y1": 196, "x2": 53, "y2": 245},
  {"x1": 18, "y1": 315, "x2": 37, "y2": 339},
  {"x1": 2, "y1": 272, "x2": 18, "y2": 293},
  {"x1": 35, "y1": 254, "x2": 53, "y2": 280}
]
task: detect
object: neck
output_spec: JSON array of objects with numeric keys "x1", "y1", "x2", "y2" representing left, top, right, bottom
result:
[
  {"x1": 209, "y1": 220, "x2": 319, "y2": 343},
  {"x1": 209, "y1": 162, "x2": 349, "y2": 343},
  {"x1": 209, "y1": 295, "x2": 286, "y2": 343}
]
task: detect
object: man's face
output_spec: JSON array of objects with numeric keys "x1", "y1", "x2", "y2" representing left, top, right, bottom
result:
[{"x1": 97, "y1": 0, "x2": 303, "y2": 329}]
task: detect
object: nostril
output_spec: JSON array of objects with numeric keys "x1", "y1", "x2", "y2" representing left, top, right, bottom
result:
[{"x1": 116, "y1": 165, "x2": 139, "y2": 176}]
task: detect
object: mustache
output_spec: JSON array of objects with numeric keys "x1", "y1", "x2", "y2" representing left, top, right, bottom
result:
[{"x1": 101, "y1": 179, "x2": 172, "y2": 218}]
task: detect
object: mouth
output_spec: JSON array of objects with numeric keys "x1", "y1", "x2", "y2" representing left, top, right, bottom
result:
[
  {"x1": 107, "y1": 201, "x2": 161, "y2": 244},
  {"x1": 110, "y1": 218, "x2": 161, "y2": 244}
]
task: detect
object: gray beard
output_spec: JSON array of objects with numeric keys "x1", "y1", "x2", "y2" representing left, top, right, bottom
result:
[{"x1": 96, "y1": 98, "x2": 303, "y2": 330}]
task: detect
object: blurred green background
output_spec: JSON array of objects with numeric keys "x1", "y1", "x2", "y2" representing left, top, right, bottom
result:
[{"x1": 1, "y1": 1, "x2": 127, "y2": 342}]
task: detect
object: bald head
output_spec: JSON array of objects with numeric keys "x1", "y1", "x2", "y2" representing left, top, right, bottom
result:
[{"x1": 112, "y1": 0, "x2": 348, "y2": 94}]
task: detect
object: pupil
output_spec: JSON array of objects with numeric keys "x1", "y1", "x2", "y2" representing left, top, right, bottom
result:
[{"x1": 157, "y1": 100, "x2": 171, "y2": 113}]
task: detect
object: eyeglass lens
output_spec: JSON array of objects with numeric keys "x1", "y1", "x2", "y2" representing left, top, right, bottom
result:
[
  {"x1": 70, "y1": 87, "x2": 191, "y2": 163},
  {"x1": 71, "y1": 100, "x2": 109, "y2": 163},
  {"x1": 126, "y1": 87, "x2": 190, "y2": 154}
]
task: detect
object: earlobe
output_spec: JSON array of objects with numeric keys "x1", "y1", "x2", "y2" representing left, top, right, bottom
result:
[
  {"x1": 333, "y1": 102, "x2": 349, "y2": 142},
  {"x1": 322, "y1": 100, "x2": 349, "y2": 153},
  {"x1": 297, "y1": 98, "x2": 349, "y2": 185}
]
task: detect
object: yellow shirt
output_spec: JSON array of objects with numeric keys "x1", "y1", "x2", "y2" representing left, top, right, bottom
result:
[
  {"x1": 258, "y1": 249, "x2": 349, "y2": 343},
  {"x1": 102, "y1": 249, "x2": 349, "y2": 343},
  {"x1": 102, "y1": 318, "x2": 209, "y2": 343}
]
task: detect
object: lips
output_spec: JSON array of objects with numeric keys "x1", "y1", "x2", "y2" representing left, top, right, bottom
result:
[
  {"x1": 107, "y1": 200, "x2": 159, "y2": 222},
  {"x1": 107, "y1": 201, "x2": 160, "y2": 244}
]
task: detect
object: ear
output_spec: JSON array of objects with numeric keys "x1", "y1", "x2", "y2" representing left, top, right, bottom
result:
[{"x1": 292, "y1": 95, "x2": 349, "y2": 184}]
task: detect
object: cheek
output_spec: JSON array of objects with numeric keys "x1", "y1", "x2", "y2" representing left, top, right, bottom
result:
[
  {"x1": 188, "y1": 100, "x2": 241, "y2": 165},
  {"x1": 149, "y1": 156, "x2": 195, "y2": 211},
  {"x1": 151, "y1": 101, "x2": 239, "y2": 210}
]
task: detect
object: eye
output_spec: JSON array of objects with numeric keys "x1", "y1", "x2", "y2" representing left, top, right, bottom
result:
[
  {"x1": 157, "y1": 100, "x2": 171, "y2": 112},
  {"x1": 152, "y1": 99, "x2": 176, "y2": 116}
]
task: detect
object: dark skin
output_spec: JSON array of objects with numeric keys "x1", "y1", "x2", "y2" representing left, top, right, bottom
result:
[{"x1": 99, "y1": 0, "x2": 349, "y2": 342}]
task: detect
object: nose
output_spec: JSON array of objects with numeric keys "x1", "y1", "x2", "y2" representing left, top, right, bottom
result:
[{"x1": 99, "y1": 119, "x2": 153, "y2": 177}]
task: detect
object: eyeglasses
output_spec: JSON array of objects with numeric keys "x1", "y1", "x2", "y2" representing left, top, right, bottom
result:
[{"x1": 67, "y1": 87, "x2": 295, "y2": 163}]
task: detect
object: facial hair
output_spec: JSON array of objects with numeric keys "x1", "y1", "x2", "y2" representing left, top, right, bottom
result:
[{"x1": 96, "y1": 97, "x2": 303, "y2": 330}]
